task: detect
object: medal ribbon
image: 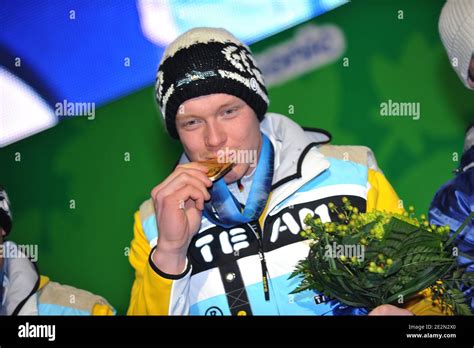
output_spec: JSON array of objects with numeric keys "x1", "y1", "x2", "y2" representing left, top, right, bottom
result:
[{"x1": 203, "y1": 133, "x2": 274, "y2": 228}]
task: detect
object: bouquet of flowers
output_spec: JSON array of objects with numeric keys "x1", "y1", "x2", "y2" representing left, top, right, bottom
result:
[{"x1": 289, "y1": 198, "x2": 474, "y2": 315}]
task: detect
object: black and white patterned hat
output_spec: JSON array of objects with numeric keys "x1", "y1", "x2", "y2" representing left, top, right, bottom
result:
[
  {"x1": 155, "y1": 27, "x2": 269, "y2": 139},
  {"x1": 0, "y1": 186, "x2": 12, "y2": 235}
]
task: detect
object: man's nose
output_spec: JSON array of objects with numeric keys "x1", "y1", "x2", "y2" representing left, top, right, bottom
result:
[{"x1": 205, "y1": 120, "x2": 226, "y2": 149}]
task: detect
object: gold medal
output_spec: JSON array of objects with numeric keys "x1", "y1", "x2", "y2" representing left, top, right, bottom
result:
[{"x1": 198, "y1": 160, "x2": 235, "y2": 182}]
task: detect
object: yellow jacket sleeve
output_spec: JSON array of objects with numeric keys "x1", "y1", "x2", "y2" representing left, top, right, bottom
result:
[
  {"x1": 127, "y1": 211, "x2": 175, "y2": 315},
  {"x1": 367, "y1": 169, "x2": 403, "y2": 214},
  {"x1": 366, "y1": 169, "x2": 450, "y2": 315}
]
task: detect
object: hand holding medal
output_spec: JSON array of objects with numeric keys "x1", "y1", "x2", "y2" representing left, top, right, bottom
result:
[{"x1": 150, "y1": 159, "x2": 235, "y2": 275}]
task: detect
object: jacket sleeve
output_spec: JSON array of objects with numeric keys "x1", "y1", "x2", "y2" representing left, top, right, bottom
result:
[
  {"x1": 366, "y1": 168, "x2": 404, "y2": 214},
  {"x1": 127, "y1": 211, "x2": 192, "y2": 315},
  {"x1": 429, "y1": 168, "x2": 474, "y2": 312},
  {"x1": 36, "y1": 276, "x2": 116, "y2": 316},
  {"x1": 366, "y1": 168, "x2": 450, "y2": 315}
]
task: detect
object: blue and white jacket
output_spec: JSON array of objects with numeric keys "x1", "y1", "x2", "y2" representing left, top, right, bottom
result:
[{"x1": 128, "y1": 113, "x2": 441, "y2": 316}]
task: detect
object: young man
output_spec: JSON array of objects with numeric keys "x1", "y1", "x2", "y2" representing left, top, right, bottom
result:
[{"x1": 128, "y1": 28, "x2": 442, "y2": 315}]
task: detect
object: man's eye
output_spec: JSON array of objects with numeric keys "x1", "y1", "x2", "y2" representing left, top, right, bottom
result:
[
  {"x1": 183, "y1": 119, "x2": 200, "y2": 128},
  {"x1": 223, "y1": 107, "x2": 238, "y2": 116}
]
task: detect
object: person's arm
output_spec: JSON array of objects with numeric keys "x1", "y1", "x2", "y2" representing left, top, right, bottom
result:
[
  {"x1": 127, "y1": 211, "x2": 192, "y2": 315},
  {"x1": 429, "y1": 170, "x2": 474, "y2": 313},
  {"x1": 128, "y1": 162, "x2": 211, "y2": 315}
]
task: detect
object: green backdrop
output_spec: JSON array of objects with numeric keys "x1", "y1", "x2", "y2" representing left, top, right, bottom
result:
[{"x1": 1, "y1": 0, "x2": 473, "y2": 314}]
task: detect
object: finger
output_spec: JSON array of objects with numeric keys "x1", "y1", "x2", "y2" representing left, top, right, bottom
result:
[
  {"x1": 178, "y1": 162, "x2": 210, "y2": 174},
  {"x1": 368, "y1": 304, "x2": 413, "y2": 316},
  {"x1": 151, "y1": 167, "x2": 212, "y2": 200},
  {"x1": 156, "y1": 173, "x2": 211, "y2": 205},
  {"x1": 164, "y1": 185, "x2": 205, "y2": 211},
  {"x1": 174, "y1": 165, "x2": 212, "y2": 188},
  {"x1": 158, "y1": 172, "x2": 211, "y2": 201}
]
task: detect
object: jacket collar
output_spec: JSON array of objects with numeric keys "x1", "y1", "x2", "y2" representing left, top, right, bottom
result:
[
  {"x1": 261, "y1": 113, "x2": 330, "y2": 187},
  {"x1": 260, "y1": 113, "x2": 331, "y2": 214}
]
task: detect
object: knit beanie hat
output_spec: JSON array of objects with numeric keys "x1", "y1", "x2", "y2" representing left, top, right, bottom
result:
[
  {"x1": 439, "y1": 0, "x2": 474, "y2": 90},
  {"x1": 0, "y1": 186, "x2": 12, "y2": 235},
  {"x1": 155, "y1": 27, "x2": 269, "y2": 139}
]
